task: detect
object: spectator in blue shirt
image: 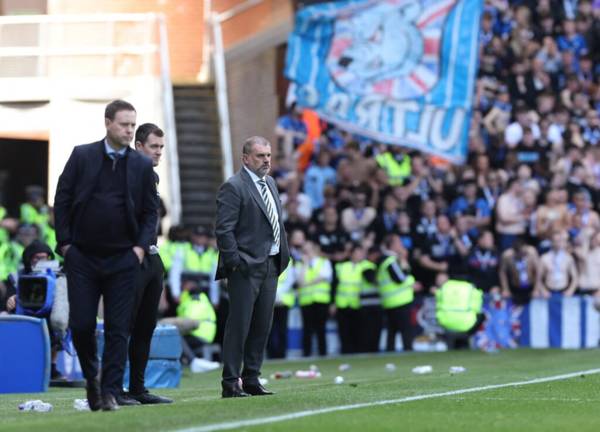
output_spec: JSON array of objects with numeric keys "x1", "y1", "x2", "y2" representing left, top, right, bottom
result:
[
  {"x1": 304, "y1": 150, "x2": 337, "y2": 210},
  {"x1": 557, "y1": 19, "x2": 588, "y2": 57},
  {"x1": 275, "y1": 102, "x2": 308, "y2": 160},
  {"x1": 449, "y1": 180, "x2": 491, "y2": 237}
]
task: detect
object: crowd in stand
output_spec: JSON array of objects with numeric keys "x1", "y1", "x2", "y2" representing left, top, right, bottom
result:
[{"x1": 4, "y1": 0, "x2": 600, "y2": 358}]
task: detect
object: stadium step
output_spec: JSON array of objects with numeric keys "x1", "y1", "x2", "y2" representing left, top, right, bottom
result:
[{"x1": 173, "y1": 84, "x2": 222, "y2": 230}]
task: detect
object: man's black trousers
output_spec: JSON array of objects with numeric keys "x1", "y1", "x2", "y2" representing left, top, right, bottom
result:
[
  {"x1": 128, "y1": 253, "x2": 164, "y2": 394},
  {"x1": 65, "y1": 246, "x2": 139, "y2": 396}
]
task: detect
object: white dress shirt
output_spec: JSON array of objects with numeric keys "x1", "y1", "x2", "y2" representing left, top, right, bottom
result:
[{"x1": 244, "y1": 166, "x2": 280, "y2": 255}]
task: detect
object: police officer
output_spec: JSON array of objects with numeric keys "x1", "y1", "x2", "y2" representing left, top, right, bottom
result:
[
  {"x1": 377, "y1": 234, "x2": 416, "y2": 352},
  {"x1": 118, "y1": 123, "x2": 172, "y2": 405},
  {"x1": 434, "y1": 276, "x2": 484, "y2": 349}
]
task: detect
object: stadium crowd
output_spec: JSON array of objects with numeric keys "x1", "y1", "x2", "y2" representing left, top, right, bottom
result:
[{"x1": 3, "y1": 0, "x2": 600, "y2": 361}]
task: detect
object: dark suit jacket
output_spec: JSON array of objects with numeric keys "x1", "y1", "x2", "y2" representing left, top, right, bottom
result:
[
  {"x1": 53, "y1": 139, "x2": 158, "y2": 255},
  {"x1": 215, "y1": 168, "x2": 290, "y2": 280}
]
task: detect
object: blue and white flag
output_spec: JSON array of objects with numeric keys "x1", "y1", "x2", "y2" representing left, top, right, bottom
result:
[{"x1": 285, "y1": 0, "x2": 483, "y2": 163}]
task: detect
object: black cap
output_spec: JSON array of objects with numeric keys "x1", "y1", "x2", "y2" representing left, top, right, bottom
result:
[
  {"x1": 193, "y1": 226, "x2": 211, "y2": 237},
  {"x1": 22, "y1": 239, "x2": 54, "y2": 272}
]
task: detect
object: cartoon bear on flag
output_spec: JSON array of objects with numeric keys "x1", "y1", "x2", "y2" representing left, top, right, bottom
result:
[{"x1": 327, "y1": 0, "x2": 457, "y2": 100}]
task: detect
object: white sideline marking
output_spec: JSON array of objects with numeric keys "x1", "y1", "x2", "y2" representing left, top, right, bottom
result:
[{"x1": 173, "y1": 368, "x2": 600, "y2": 432}]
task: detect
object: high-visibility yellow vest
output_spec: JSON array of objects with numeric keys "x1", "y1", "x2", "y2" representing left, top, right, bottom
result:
[
  {"x1": 0, "y1": 206, "x2": 8, "y2": 244},
  {"x1": 298, "y1": 257, "x2": 331, "y2": 306},
  {"x1": 0, "y1": 242, "x2": 12, "y2": 280},
  {"x1": 335, "y1": 260, "x2": 373, "y2": 309},
  {"x1": 277, "y1": 264, "x2": 296, "y2": 308},
  {"x1": 177, "y1": 291, "x2": 217, "y2": 343},
  {"x1": 20, "y1": 203, "x2": 54, "y2": 250},
  {"x1": 435, "y1": 280, "x2": 483, "y2": 333},
  {"x1": 159, "y1": 241, "x2": 191, "y2": 272},
  {"x1": 376, "y1": 255, "x2": 414, "y2": 309},
  {"x1": 185, "y1": 247, "x2": 217, "y2": 273},
  {"x1": 375, "y1": 152, "x2": 411, "y2": 186},
  {"x1": 358, "y1": 260, "x2": 379, "y2": 306}
]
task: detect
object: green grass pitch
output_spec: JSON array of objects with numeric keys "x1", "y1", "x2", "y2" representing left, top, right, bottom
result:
[{"x1": 2, "y1": 349, "x2": 600, "y2": 432}]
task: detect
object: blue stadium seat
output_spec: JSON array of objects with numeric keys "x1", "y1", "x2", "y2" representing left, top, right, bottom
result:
[{"x1": 0, "y1": 315, "x2": 50, "y2": 394}]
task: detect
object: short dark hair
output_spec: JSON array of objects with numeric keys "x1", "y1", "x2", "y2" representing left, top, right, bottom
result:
[
  {"x1": 105, "y1": 99, "x2": 136, "y2": 120},
  {"x1": 135, "y1": 123, "x2": 164, "y2": 145}
]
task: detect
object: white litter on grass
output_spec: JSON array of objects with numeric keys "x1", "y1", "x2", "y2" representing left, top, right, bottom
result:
[
  {"x1": 73, "y1": 399, "x2": 90, "y2": 411},
  {"x1": 385, "y1": 363, "x2": 397, "y2": 372},
  {"x1": 18, "y1": 400, "x2": 53, "y2": 412},
  {"x1": 412, "y1": 365, "x2": 433, "y2": 374},
  {"x1": 334, "y1": 376, "x2": 344, "y2": 384},
  {"x1": 338, "y1": 363, "x2": 351, "y2": 372},
  {"x1": 295, "y1": 370, "x2": 322, "y2": 379},
  {"x1": 449, "y1": 366, "x2": 467, "y2": 374}
]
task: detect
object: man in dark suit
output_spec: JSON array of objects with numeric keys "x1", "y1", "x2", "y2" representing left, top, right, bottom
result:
[
  {"x1": 54, "y1": 100, "x2": 158, "y2": 411},
  {"x1": 215, "y1": 136, "x2": 290, "y2": 398},
  {"x1": 114, "y1": 123, "x2": 171, "y2": 405}
]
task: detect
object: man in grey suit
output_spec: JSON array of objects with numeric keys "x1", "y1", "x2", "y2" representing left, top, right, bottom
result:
[{"x1": 215, "y1": 136, "x2": 290, "y2": 398}]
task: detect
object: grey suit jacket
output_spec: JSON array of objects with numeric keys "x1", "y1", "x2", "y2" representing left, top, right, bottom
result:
[{"x1": 214, "y1": 168, "x2": 290, "y2": 280}]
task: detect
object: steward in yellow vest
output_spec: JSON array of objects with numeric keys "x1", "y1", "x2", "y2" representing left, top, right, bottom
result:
[
  {"x1": 377, "y1": 234, "x2": 416, "y2": 352},
  {"x1": 177, "y1": 290, "x2": 217, "y2": 344},
  {"x1": 296, "y1": 241, "x2": 332, "y2": 357},
  {"x1": 334, "y1": 244, "x2": 375, "y2": 354},
  {"x1": 435, "y1": 278, "x2": 484, "y2": 349},
  {"x1": 375, "y1": 148, "x2": 411, "y2": 186},
  {"x1": 267, "y1": 262, "x2": 296, "y2": 359}
]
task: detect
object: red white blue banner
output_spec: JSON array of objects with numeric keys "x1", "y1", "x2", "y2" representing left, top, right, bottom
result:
[{"x1": 285, "y1": 0, "x2": 483, "y2": 163}]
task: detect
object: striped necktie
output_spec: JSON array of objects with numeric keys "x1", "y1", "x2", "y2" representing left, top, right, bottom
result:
[{"x1": 258, "y1": 179, "x2": 280, "y2": 248}]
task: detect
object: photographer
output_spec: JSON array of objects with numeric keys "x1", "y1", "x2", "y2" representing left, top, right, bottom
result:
[{"x1": 4, "y1": 240, "x2": 68, "y2": 380}]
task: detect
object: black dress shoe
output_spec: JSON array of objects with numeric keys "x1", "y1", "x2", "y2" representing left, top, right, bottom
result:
[
  {"x1": 101, "y1": 394, "x2": 120, "y2": 411},
  {"x1": 221, "y1": 382, "x2": 250, "y2": 398},
  {"x1": 129, "y1": 391, "x2": 173, "y2": 405},
  {"x1": 242, "y1": 383, "x2": 275, "y2": 396},
  {"x1": 86, "y1": 379, "x2": 102, "y2": 412},
  {"x1": 115, "y1": 393, "x2": 142, "y2": 406}
]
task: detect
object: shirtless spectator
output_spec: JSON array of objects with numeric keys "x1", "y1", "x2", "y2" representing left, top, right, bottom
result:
[
  {"x1": 535, "y1": 188, "x2": 570, "y2": 250},
  {"x1": 499, "y1": 238, "x2": 539, "y2": 305},
  {"x1": 573, "y1": 229, "x2": 600, "y2": 297},
  {"x1": 496, "y1": 178, "x2": 528, "y2": 251},
  {"x1": 569, "y1": 189, "x2": 600, "y2": 240},
  {"x1": 536, "y1": 231, "x2": 578, "y2": 298}
]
